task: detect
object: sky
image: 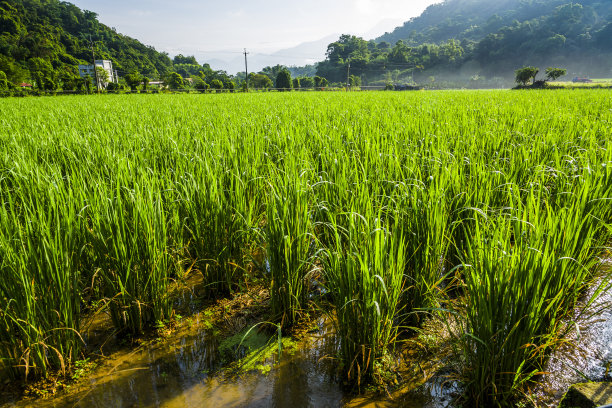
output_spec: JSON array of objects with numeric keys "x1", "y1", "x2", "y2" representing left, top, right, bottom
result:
[{"x1": 70, "y1": 0, "x2": 441, "y2": 72}]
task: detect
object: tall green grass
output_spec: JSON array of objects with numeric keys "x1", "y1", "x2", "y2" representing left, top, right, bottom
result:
[
  {"x1": 0, "y1": 171, "x2": 83, "y2": 378},
  {"x1": 323, "y1": 206, "x2": 406, "y2": 387},
  {"x1": 264, "y1": 168, "x2": 314, "y2": 327},
  {"x1": 86, "y1": 177, "x2": 173, "y2": 334}
]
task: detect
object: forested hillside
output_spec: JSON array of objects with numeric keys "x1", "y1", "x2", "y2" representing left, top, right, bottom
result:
[
  {"x1": 0, "y1": 0, "x2": 174, "y2": 85},
  {"x1": 316, "y1": 0, "x2": 612, "y2": 85}
]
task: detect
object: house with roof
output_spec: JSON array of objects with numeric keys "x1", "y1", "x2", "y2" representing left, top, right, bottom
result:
[{"x1": 78, "y1": 60, "x2": 118, "y2": 88}]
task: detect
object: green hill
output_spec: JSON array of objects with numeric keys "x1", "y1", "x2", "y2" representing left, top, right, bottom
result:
[
  {"x1": 378, "y1": 0, "x2": 612, "y2": 70},
  {"x1": 316, "y1": 0, "x2": 612, "y2": 86},
  {"x1": 0, "y1": 0, "x2": 174, "y2": 86},
  {"x1": 377, "y1": 0, "x2": 607, "y2": 45}
]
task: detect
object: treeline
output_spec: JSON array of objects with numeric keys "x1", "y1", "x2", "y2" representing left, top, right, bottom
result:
[
  {"x1": 315, "y1": 0, "x2": 612, "y2": 85},
  {"x1": 105, "y1": 57, "x2": 331, "y2": 93}
]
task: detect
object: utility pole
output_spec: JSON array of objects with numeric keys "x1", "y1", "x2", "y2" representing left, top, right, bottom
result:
[
  {"x1": 346, "y1": 58, "x2": 351, "y2": 91},
  {"x1": 243, "y1": 48, "x2": 249, "y2": 92},
  {"x1": 89, "y1": 35, "x2": 99, "y2": 93}
]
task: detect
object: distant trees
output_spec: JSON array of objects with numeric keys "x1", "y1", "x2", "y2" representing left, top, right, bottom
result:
[
  {"x1": 0, "y1": 71, "x2": 8, "y2": 89},
  {"x1": 42, "y1": 76, "x2": 57, "y2": 91},
  {"x1": 210, "y1": 79, "x2": 223, "y2": 91},
  {"x1": 59, "y1": 70, "x2": 79, "y2": 91},
  {"x1": 174, "y1": 58, "x2": 204, "y2": 78},
  {"x1": 275, "y1": 69, "x2": 292, "y2": 90},
  {"x1": 82, "y1": 75, "x2": 92, "y2": 93},
  {"x1": 514, "y1": 66, "x2": 567, "y2": 87},
  {"x1": 96, "y1": 67, "x2": 109, "y2": 88},
  {"x1": 314, "y1": 76, "x2": 328, "y2": 88},
  {"x1": 292, "y1": 78, "x2": 300, "y2": 89},
  {"x1": 515, "y1": 66, "x2": 539, "y2": 86},
  {"x1": 261, "y1": 65, "x2": 288, "y2": 85},
  {"x1": 545, "y1": 67, "x2": 567, "y2": 81},
  {"x1": 316, "y1": 34, "x2": 467, "y2": 84},
  {"x1": 28, "y1": 57, "x2": 54, "y2": 90},
  {"x1": 249, "y1": 73, "x2": 273, "y2": 89},
  {"x1": 167, "y1": 72, "x2": 185, "y2": 89},
  {"x1": 0, "y1": 55, "x2": 25, "y2": 85},
  {"x1": 173, "y1": 54, "x2": 198, "y2": 65},
  {"x1": 193, "y1": 76, "x2": 208, "y2": 92},
  {"x1": 299, "y1": 77, "x2": 314, "y2": 88},
  {"x1": 125, "y1": 71, "x2": 142, "y2": 90}
]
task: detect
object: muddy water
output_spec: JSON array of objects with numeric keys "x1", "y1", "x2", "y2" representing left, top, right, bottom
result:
[
  {"x1": 540, "y1": 266, "x2": 612, "y2": 405},
  {"x1": 9, "y1": 267, "x2": 611, "y2": 408},
  {"x1": 6, "y1": 307, "x2": 452, "y2": 408}
]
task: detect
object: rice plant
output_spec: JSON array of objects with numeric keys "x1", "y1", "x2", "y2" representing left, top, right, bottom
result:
[
  {"x1": 322, "y1": 204, "x2": 406, "y2": 387},
  {"x1": 0, "y1": 172, "x2": 83, "y2": 378},
  {"x1": 264, "y1": 167, "x2": 314, "y2": 327}
]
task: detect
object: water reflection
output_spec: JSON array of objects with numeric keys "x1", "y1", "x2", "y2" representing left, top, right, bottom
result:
[{"x1": 2, "y1": 287, "x2": 464, "y2": 408}]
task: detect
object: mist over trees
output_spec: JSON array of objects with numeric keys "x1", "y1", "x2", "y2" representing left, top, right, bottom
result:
[{"x1": 315, "y1": 0, "x2": 612, "y2": 85}]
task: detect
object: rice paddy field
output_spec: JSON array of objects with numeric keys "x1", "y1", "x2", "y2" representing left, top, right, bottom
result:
[
  {"x1": 0, "y1": 90, "x2": 611, "y2": 407},
  {"x1": 553, "y1": 79, "x2": 612, "y2": 88}
]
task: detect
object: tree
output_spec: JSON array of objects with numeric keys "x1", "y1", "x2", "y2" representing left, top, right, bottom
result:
[
  {"x1": 42, "y1": 76, "x2": 57, "y2": 91},
  {"x1": 261, "y1": 65, "x2": 288, "y2": 84},
  {"x1": 545, "y1": 67, "x2": 566, "y2": 81},
  {"x1": 249, "y1": 73, "x2": 273, "y2": 89},
  {"x1": 299, "y1": 77, "x2": 315, "y2": 88},
  {"x1": 82, "y1": 75, "x2": 92, "y2": 93},
  {"x1": 125, "y1": 71, "x2": 142, "y2": 91},
  {"x1": 275, "y1": 69, "x2": 292, "y2": 90},
  {"x1": 314, "y1": 76, "x2": 328, "y2": 88},
  {"x1": 515, "y1": 66, "x2": 539, "y2": 86},
  {"x1": 96, "y1": 67, "x2": 109, "y2": 88},
  {"x1": 32, "y1": 71, "x2": 44, "y2": 90},
  {"x1": 167, "y1": 72, "x2": 184, "y2": 89},
  {"x1": 210, "y1": 79, "x2": 223, "y2": 91},
  {"x1": 0, "y1": 71, "x2": 8, "y2": 90},
  {"x1": 193, "y1": 76, "x2": 209, "y2": 92},
  {"x1": 0, "y1": 55, "x2": 26, "y2": 85},
  {"x1": 173, "y1": 54, "x2": 198, "y2": 65},
  {"x1": 59, "y1": 70, "x2": 79, "y2": 91},
  {"x1": 142, "y1": 76, "x2": 150, "y2": 90},
  {"x1": 292, "y1": 78, "x2": 300, "y2": 89}
]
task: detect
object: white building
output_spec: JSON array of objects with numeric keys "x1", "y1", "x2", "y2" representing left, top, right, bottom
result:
[{"x1": 78, "y1": 60, "x2": 117, "y2": 88}]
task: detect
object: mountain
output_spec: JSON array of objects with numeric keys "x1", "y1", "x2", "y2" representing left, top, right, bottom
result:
[
  {"x1": 0, "y1": 0, "x2": 174, "y2": 85},
  {"x1": 315, "y1": 0, "x2": 612, "y2": 85},
  {"x1": 194, "y1": 19, "x2": 405, "y2": 75},
  {"x1": 193, "y1": 34, "x2": 340, "y2": 75}
]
